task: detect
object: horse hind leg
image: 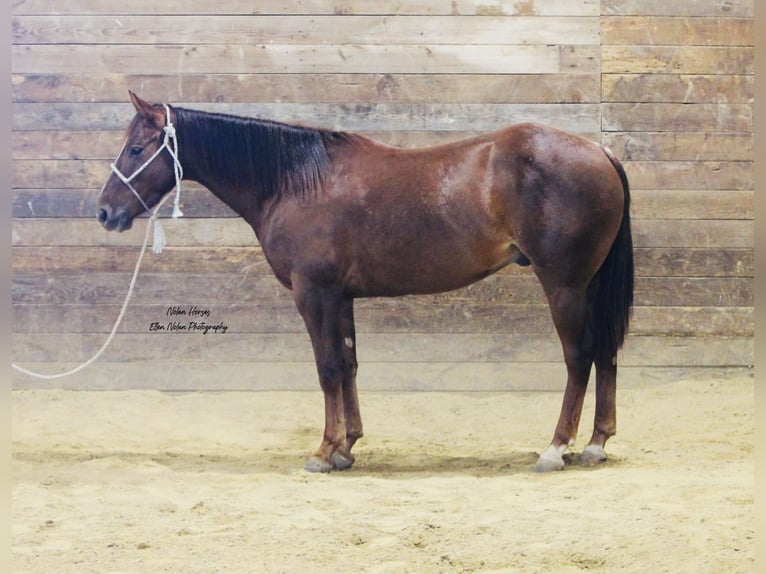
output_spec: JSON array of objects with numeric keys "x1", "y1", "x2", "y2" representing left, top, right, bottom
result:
[
  {"x1": 535, "y1": 285, "x2": 594, "y2": 472},
  {"x1": 579, "y1": 358, "x2": 616, "y2": 466}
]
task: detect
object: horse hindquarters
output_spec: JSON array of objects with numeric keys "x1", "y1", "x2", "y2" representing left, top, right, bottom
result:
[{"x1": 535, "y1": 149, "x2": 634, "y2": 472}]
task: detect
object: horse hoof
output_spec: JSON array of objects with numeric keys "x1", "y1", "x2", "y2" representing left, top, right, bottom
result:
[
  {"x1": 534, "y1": 446, "x2": 566, "y2": 472},
  {"x1": 580, "y1": 445, "x2": 607, "y2": 467},
  {"x1": 304, "y1": 456, "x2": 333, "y2": 473},
  {"x1": 331, "y1": 449, "x2": 354, "y2": 471}
]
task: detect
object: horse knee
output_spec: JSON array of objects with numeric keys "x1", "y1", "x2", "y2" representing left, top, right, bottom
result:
[
  {"x1": 563, "y1": 345, "x2": 594, "y2": 377},
  {"x1": 317, "y1": 361, "x2": 345, "y2": 390}
]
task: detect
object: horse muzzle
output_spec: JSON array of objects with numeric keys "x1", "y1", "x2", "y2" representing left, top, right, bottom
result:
[{"x1": 97, "y1": 205, "x2": 133, "y2": 232}]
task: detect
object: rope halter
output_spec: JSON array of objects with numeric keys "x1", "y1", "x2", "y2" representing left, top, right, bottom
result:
[{"x1": 108, "y1": 104, "x2": 184, "y2": 252}]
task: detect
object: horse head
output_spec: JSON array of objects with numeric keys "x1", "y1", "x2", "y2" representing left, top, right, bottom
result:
[{"x1": 98, "y1": 91, "x2": 181, "y2": 231}]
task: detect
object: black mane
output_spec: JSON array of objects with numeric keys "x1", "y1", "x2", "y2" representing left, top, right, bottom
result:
[{"x1": 174, "y1": 107, "x2": 340, "y2": 201}]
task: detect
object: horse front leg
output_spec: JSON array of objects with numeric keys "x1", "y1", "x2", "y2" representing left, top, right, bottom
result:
[
  {"x1": 340, "y1": 298, "x2": 364, "y2": 451},
  {"x1": 293, "y1": 280, "x2": 356, "y2": 473}
]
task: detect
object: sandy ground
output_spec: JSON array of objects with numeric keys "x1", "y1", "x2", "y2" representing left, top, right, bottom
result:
[{"x1": 12, "y1": 377, "x2": 753, "y2": 573}]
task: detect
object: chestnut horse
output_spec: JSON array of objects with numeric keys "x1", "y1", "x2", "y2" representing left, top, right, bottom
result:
[{"x1": 99, "y1": 92, "x2": 633, "y2": 472}]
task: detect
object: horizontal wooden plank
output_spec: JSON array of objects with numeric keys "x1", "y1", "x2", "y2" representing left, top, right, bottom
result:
[
  {"x1": 12, "y1": 15, "x2": 600, "y2": 45},
  {"x1": 12, "y1": 187, "x2": 754, "y2": 221},
  {"x1": 624, "y1": 161, "x2": 753, "y2": 191},
  {"x1": 602, "y1": 103, "x2": 752, "y2": 133},
  {"x1": 634, "y1": 278, "x2": 752, "y2": 307},
  {"x1": 11, "y1": 332, "x2": 754, "y2": 368},
  {"x1": 17, "y1": 159, "x2": 756, "y2": 194},
  {"x1": 13, "y1": 130, "x2": 755, "y2": 163},
  {"x1": 630, "y1": 307, "x2": 752, "y2": 337},
  {"x1": 629, "y1": 190, "x2": 753, "y2": 220},
  {"x1": 11, "y1": 301, "x2": 554, "y2": 336},
  {"x1": 11, "y1": 218, "x2": 256, "y2": 247},
  {"x1": 633, "y1": 247, "x2": 752, "y2": 278},
  {"x1": 602, "y1": 133, "x2": 753, "y2": 161},
  {"x1": 10, "y1": 272, "x2": 549, "y2": 306},
  {"x1": 12, "y1": 44, "x2": 601, "y2": 75},
  {"x1": 13, "y1": 130, "x2": 571, "y2": 161},
  {"x1": 11, "y1": 0, "x2": 601, "y2": 17},
  {"x1": 12, "y1": 302, "x2": 754, "y2": 337},
  {"x1": 601, "y1": 74, "x2": 754, "y2": 104},
  {"x1": 10, "y1": 361, "x2": 753, "y2": 392},
  {"x1": 14, "y1": 332, "x2": 563, "y2": 363},
  {"x1": 601, "y1": 46, "x2": 754, "y2": 75},
  {"x1": 12, "y1": 188, "x2": 239, "y2": 218},
  {"x1": 631, "y1": 219, "x2": 753, "y2": 249},
  {"x1": 601, "y1": 0, "x2": 753, "y2": 18},
  {"x1": 601, "y1": 16, "x2": 753, "y2": 47},
  {"x1": 11, "y1": 217, "x2": 755, "y2": 249},
  {"x1": 11, "y1": 73, "x2": 602, "y2": 104},
  {"x1": 11, "y1": 272, "x2": 753, "y2": 307},
  {"x1": 11, "y1": 246, "x2": 755, "y2": 278},
  {"x1": 11, "y1": 102, "x2": 602, "y2": 133}
]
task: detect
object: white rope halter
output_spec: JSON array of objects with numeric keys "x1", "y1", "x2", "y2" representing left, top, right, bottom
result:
[{"x1": 108, "y1": 104, "x2": 184, "y2": 252}]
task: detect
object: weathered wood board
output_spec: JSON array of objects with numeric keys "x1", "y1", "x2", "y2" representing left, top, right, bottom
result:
[{"x1": 11, "y1": 0, "x2": 754, "y2": 390}]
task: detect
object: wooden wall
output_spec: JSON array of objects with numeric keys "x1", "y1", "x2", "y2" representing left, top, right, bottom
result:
[{"x1": 11, "y1": 0, "x2": 754, "y2": 391}]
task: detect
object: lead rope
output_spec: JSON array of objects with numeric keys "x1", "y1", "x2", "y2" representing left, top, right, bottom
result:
[
  {"x1": 12, "y1": 105, "x2": 183, "y2": 380},
  {"x1": 12, "y1": 195, "x2": 172, "y2": 380}
]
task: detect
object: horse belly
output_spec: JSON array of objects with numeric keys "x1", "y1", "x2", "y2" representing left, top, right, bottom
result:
[{"x1": 345, "y1": 230, "x2": 518, "y2": 298}]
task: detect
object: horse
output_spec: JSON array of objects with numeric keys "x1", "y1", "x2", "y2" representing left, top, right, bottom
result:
[{"x1": 98, "y1": 92, "x2": 633, "y2": 473}]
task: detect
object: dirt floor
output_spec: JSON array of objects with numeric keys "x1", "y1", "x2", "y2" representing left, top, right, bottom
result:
[{"x1": 12, "y1": 377, "x2": 753, "y2": 573}]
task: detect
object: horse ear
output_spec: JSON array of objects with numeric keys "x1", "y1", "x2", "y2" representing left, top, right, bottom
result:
[{"x1": 129, "y1": 90, "x2": 166, "y2": 129}]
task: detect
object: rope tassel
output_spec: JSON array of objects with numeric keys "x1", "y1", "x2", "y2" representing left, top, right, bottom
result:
[{"x1": 152, "y1": 218, "x2": 167, "y2": 254}]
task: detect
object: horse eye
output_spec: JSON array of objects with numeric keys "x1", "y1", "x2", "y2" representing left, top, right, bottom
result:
[{"x1": 129, "y1": 145, "x2": 143, "y2": 157}]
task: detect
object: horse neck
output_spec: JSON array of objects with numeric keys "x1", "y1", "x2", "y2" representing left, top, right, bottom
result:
[
  {"x1": 174, "y1": 108, "x2": 331, "y2": 230},
  {"x1": 174, "y1": 109, "x2": 263, "y2": 229}
]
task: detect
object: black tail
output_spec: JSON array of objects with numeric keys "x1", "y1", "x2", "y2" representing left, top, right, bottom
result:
[{"x1": 591, "y1": 149, "x2": 634, "y2": 367}]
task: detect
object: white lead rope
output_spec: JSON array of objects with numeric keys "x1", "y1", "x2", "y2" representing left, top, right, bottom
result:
[
  {"x1": 12, "y1": 104, "x2": 183, "y2": 379},
  {"x1": 12, "y1": 194, "x2": 173, "y2": 380}
]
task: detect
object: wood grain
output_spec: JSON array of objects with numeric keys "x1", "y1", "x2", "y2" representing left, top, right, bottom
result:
[
  {"x1": 10, "y1": 0, "x2": 754, "y2": 384},
  {"x1": 11, "y1": 272, "x2": 753, "y2": 308},
  {"x1": 11, "y1": 218, "x2": 755, "y2": 249},
  {"x1": 13, "y1": 44, "x2": 601, "y2": 75},
  {"x1": 601, "y1": 16, "x2": 753, "y2": 46},
  {"x1": 11, "y1": 245, "x2": 754, "y2": 278},
  {"x1": 12, "y1": 102, "x2": 602, "y2": 133},
  {"x1": 602, "y1": 74, "x2": 754, "y2": 104},
  {"x1": 601, "y1": 0, "x2": 753, "y2": 18},
  {"x1": 12, "y1": 0, "x2": 601, "y2": 17},
  {"x1": 12, "y1": 73, "x2": 602, "y2": 104},
  {"x1": 13, "y1": 15, "x2": 600, "y2": 46},
  {"x1": 9, "y1": 362, "x2": 753, "y2": 391},
  {"x1": 12, "y1": 187, "x2": 755, "y2": 221},
  {"x1": 13, "y1": 302, "x2": 754, "y2": 338},
  {"x1": 12, "y1": 332, "x2": 754, "y2": 368},
  {"x1": 601, "y1": 46, "x2": 754, "y2": 75}
]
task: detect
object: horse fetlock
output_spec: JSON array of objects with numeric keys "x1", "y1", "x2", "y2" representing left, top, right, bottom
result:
[
  {"x1": 330, "y1": 447, "x2": 355, "y2": 471},
  {"x1": 580, "y1": 444, "x2": 607, "y2": 467},
  {"x1": 305, "y1": 441, "x2": 356, "y2": 473},
  {"x1": 345, "y1": 430, "x2": 363, "y2": 450},
  {"x1": 305, "y1": 455, "x2": 334, "y2": 473},
  {"x1": 535, "y1": 444, "x2": 567, "y2": 472}
]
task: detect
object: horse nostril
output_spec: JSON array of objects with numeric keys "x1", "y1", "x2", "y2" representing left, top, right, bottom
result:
[{"x1": 97, "y1": 207, "x2": 110, "y2": 225}]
